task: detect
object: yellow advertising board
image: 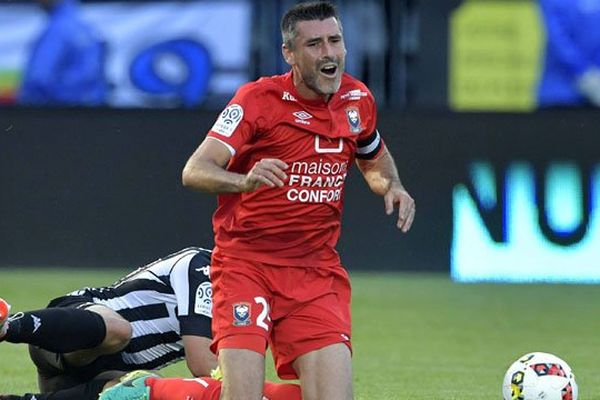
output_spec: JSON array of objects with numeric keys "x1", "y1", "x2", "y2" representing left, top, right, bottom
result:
[{"x1": 449, "y1": 0, "x2": 544, "y2": 111}]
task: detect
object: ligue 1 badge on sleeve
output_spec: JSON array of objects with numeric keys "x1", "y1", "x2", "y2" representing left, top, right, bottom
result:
[
  {"x1": 345, "y1": 106, "x2": 363, "y2": 134},
  {"x1": 212, "y1": 104, "x2": 243, "y2": 138},
  {"x1": 232, "y1": 302, "x2": 251, "y2": 326},
  {"x1": 194, "y1": 281, "x2": 213, "y2": 316}
]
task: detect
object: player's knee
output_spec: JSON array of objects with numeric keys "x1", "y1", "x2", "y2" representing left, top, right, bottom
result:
[
  {"x1": 293, "y1": 344, "x2": 353, "y2": 400},
  {"x1": 298, "y1": 377, "x2": 353, "y2": 400},
  {"x1": 102, "y1": 317, "x2": 132, "y2": 352},
  {"x1": 86, "y1": 305, "x2": 132, "y2": 353}
]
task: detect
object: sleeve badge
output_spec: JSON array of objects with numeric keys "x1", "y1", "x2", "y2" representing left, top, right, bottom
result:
[
  {"x1": 211, "y1": 104, "x2": 244, "y2": 137},
  {"x1": 345, "y1": 106, "x2": 364, "y2": 134}
]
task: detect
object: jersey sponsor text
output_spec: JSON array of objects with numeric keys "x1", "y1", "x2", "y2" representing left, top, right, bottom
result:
[{"x1": 287, "y1": 160, "x2": 348, "y2": 203}]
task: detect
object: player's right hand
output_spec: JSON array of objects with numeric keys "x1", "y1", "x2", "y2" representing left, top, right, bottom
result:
[{"x1": 240, "y1": 158, "x2": 288, "y2": 192}]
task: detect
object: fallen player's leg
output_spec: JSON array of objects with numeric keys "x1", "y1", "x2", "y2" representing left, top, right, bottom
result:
[{"x1": 98, "y1": 370, "x2": 302, "y2": 400}]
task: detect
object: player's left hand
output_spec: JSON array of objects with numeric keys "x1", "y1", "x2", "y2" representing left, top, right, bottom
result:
[{"x1": 384, "y1": 183, "x2": 415, "y2": 232}]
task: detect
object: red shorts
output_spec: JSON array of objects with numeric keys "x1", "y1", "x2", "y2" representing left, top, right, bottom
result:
[{"x1": 210, "y1": 249, "x2": 352, "y2": 379}]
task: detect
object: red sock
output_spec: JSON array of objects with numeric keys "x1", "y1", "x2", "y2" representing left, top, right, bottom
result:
[
  {"x1": 262, "y1": 382, "x2": 302, "y2": 400},
  {"x1": 146, "y1": 377, "x2": 221, "y2": 400},
  {"x1": 145, "y1": 377, "x2": 301, "y2": 400}
]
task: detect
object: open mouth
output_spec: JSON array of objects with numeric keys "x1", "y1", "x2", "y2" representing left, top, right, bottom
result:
[{"x1": 320, "y1": 64, "x2": 338, "y2": 78}]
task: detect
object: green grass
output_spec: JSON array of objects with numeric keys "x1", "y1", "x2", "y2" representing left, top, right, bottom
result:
[{"x1": 1, "y1": 269, "x2": 600, "y2": 399}]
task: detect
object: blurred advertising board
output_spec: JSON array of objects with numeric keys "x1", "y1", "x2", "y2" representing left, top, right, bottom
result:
[
  {"x1": 448, "y1": 0, "x2": 544, "y2": 111},
  {"x1": 452, "y1": 162, "x2": 600, "y2": 282},
  {"x1": 0, "y1": 1, "x2": 251, "y2": 108}
]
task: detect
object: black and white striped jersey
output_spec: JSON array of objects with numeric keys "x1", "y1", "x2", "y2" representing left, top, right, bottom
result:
[{"x1": 61, "y1": 247, "x2": 212, "y2": 371}]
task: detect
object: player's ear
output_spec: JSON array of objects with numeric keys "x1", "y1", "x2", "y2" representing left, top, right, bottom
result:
[{"x1": 282, "y1": 43, "x2": 295, "y2": 66}]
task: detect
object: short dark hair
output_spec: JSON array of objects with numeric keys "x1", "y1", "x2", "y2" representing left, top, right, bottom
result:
[{"x1": 281, "y1": 1, "x2": 341, "y2": 49}]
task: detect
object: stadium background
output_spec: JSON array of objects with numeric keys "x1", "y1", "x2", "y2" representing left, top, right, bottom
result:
[{"x1": 1, "y1": 0, "x2": 598, "y2": 281}]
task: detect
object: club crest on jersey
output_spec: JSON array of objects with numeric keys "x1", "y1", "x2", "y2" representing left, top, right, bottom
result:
[
  {"x1": 232, "y1": 302, "x2": 251, "y2": 326},
  {"x1": 345, "y1": 106, "x2": 363, "y2": 134}
]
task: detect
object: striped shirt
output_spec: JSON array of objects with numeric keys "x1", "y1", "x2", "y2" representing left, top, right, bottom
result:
[{"x1": 61, "y1": 247, "x2": 212, "y2": 371}]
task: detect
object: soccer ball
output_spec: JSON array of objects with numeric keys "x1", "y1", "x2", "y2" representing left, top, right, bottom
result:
[{"x1": 502, "y1": 352, "x2": 578, "y2": 400}]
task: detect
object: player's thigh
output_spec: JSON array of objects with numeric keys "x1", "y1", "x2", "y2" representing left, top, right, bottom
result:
[
  {"x1": 270, "y1": 266, "x2": 352, "y2": 379},
  {"x1": 292, "y1": 343, "x2": 353, "y2": 400},
  {"x1": 28, "y1": 345, "x2": 83, "y2": 392}
]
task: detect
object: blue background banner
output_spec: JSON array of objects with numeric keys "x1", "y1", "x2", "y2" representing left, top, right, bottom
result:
[{"x1": 0, "y1": 1, "x2": 251, "y2": 107}]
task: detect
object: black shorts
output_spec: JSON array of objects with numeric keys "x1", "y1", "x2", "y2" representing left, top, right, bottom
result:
[{"x1": 46, "y1": 294, "x2": 96, "y2": 310}]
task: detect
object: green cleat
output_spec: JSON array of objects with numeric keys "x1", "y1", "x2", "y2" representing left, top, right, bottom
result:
[
  {"x1": 99, "y1": 370, "x2": 160, "y2": 400},
  {"x1": 210, "y1": 366, "x2": 222, "y2": 381}
]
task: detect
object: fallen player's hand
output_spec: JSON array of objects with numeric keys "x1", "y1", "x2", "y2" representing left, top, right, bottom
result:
[
  {"x1": 384, "y1": 183, "x2": 415, "y2": 232},
  {"x1": 240, "y1": 158, "x2": 289, "y2": 192}
]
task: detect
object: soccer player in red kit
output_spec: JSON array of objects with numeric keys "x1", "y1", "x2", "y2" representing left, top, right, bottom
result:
[{"x1": 182, "y1": 2, "x2": 415, "y2": 400}]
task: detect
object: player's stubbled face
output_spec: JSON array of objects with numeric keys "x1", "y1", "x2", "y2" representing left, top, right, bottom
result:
[{"x1": 292, "y1": 17, "x2": 346, "y2": 98}]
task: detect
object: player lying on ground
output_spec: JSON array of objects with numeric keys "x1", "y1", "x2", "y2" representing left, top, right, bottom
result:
[
  {"x1": 0, "y1": 247, "x2": 216, "y2": 400},
  {"x1": 97, "y1": 370, "x2": 302, "y2": 400}
]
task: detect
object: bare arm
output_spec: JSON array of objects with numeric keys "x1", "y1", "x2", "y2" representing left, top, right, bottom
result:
[
  {"x1": 182, "y1": 137, "x2": 288, "y2": 193},
  {"x1": 356, "y1": 145, "x2": 415, "y2": 232},
  {"x1": 182, "y1": 335, "x2": 218, "y2": 377}
]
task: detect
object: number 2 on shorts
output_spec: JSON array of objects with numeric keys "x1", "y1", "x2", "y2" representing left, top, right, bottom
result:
[{"x1": 254, "y1": 296, "x2": 271, "y2": 331}]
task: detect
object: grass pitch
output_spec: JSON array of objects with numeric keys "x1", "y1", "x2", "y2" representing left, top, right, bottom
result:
[{"x1": 1, "y1": 269, "x2": 600, "y2": 399}]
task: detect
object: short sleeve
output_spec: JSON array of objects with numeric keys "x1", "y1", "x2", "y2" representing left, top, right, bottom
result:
[
  {"x1": 206, "y1": 82, "x2": 267, "y2": 156},
  {"x1": 170, "y1": 250, "x2": 213, "y2": 338},
  {"x1": 355, "y1": 92, "x2": 384, "y2": 160}
]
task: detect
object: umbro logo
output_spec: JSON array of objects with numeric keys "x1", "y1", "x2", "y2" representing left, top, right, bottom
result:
[
  {"x1": 282, "y1": 91, "x2": 297, "y2": 101},
  {"x1": 293, "y1": 111, "x2": 312, "y2": 120},
  {"x1": 292, "y1": 111, "x2": 313, "y2": 125}
]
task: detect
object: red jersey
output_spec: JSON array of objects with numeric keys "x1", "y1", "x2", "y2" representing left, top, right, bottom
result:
[{"x1": 206, "y1": 71, "x2": 384, "y2": 267}]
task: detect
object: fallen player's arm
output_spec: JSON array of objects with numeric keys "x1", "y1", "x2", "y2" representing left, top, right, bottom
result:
[{"x1": 182, "y1": 335, "x2": 217, "y2": 377}]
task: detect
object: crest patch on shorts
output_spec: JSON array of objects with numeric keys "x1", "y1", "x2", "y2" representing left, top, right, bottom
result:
[
  {"x1": 211, "y1": 104, "x2": 243, "y2": 137},
  {"x1": 232, "y1": 302, "x2": 251, "y2": 326}
]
